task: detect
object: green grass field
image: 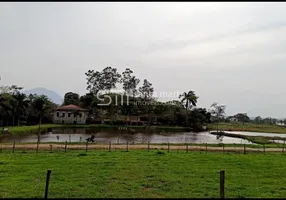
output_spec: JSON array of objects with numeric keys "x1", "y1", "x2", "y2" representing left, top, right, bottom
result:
[
  {"x1": 208, "y1": 122, "x2": 286, "y2": 134},
  {"x1": 1, "y1": 150, "x2": 286, "y2": 198}
]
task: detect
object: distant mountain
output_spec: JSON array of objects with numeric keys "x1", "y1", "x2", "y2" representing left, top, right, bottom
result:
[{"x1": 23, "y1": 87, "x2": 63, "y2": 105}]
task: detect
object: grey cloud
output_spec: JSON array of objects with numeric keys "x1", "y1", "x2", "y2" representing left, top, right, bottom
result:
[
  {"x1": 1, "y1": 2, "x2": 286, "y2": 118},
  {"x1": 145, "y1": 20, "x2": 286, "y2": 54}
]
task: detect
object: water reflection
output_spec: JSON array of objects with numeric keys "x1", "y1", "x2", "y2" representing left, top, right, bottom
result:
[{"x1": 0, "y1": 128, "x2": 257, "y2": 144}]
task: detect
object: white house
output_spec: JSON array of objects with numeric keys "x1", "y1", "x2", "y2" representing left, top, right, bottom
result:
[{"x1": 53, "y1": 104, "x2": 88, "y2": 124}]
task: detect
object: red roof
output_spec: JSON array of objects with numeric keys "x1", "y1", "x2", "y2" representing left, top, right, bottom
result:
[{"x1": 56, "y1": 104, "x2": 88, "y2": 111}]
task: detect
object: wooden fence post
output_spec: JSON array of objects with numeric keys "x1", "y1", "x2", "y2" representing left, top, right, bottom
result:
[
  {"x1": 12, "y1": 141, "x2": 15, "y2": 153},
  {"x1": 65, "y1": 141, "x2": 67, "y2": 153},
  {"x1": 283, "y1": 141, "x2": 285, "y2": 154},
  {"x1": 109, "y1": 142, "x2": 111, "y2": 152},
  {"x1": 244, "y1": 144, "x2": 246, "y2": 154},
  {"x1": 50, "y1": 145, "x2": 52, "y2": 152},
  {"x1": 186, "y1": 143, "x2": 188, "y2": 153},
  {"x1": 263, "y1": 144, "x2": 265, "y2": 154},
  {"x1": 85, "y1": 141, "x2": 88, "y2": 152},
  {"x1": 206, "y1": 143, "x2": 208, "y2": 153},
  {"x1": 126, "y1": 141, "x2": 129, "y2": 152},
  {"x1": 220, "y1": 170, "x2": 225, "y2": 198},
  {"x1": 147, "y1": 142, "x2": 150, "y2": 152},
  {"x1": 44, "y1": 170, "x2": 52, "y2": 199},
  {"x1": 37, "y1": 141, "x2": 39, "y2": 153},
  {"x1": 168, "y1": 143, "x2": 170, "y2": 153},
  {"x1": 69, "y1": 135, "x2": 71, "y2": 143}
]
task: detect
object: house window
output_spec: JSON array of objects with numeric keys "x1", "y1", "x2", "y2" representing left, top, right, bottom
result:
[
  {"x1": 62, "y1": 113, "x2": 65, "y2": 117},
  {"x1": 56, "y1": 112, "x2": 59, "y2": 117},
  {"x1": 68, "y1": 113, "x2": 71, "y2": 117}
]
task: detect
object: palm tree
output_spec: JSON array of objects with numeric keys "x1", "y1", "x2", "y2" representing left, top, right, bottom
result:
[
  {"x1": 13, "y1": 92, "x2": 30, "y2": 126},
  {"x1": 32, "y1": 95, "x2": 51, "y2": 142},
  {"x1": 0, "y1": 93, "x2": 14, "y2": 127},
  {"x1": 179, "y1": 91, "x2": 198, "y2": 127}
]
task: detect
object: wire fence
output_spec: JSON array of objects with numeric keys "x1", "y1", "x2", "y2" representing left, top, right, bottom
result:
[{"x1": 1, "y1": 141, "x2": 286, "y2": 154}]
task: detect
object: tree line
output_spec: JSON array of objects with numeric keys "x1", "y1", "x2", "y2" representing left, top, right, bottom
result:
[
  {"x1": 0, "y1": 85, "x2": 56, "y2": 127},
  {"x1": 1, "y1": 66, "x2": 281, "y2": 132},
  {"x1": 0, "y1": 67, "x2": 213, "y2": 131}
]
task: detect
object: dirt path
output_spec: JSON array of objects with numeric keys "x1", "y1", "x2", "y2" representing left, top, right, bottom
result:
[{"x1": 0, "y1": 143, "x2": 284, "y2": 153}]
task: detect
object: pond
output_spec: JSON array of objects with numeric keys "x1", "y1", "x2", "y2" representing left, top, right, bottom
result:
[{"x1": 0, "y1": 127, "x2": 262, "y2": 144}]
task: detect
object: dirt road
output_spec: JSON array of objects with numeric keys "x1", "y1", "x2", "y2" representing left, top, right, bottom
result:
[{"x1": 0, "y1": 143, "x2": 284, "y2": 153}]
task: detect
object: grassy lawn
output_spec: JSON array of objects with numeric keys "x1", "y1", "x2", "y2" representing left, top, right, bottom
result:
[
  {"x1": 208, "y1": 122, "x2": 286, "y2": 134},
  {"x1": 1, "y1": 150, "x2": 286, "y2": 198}
]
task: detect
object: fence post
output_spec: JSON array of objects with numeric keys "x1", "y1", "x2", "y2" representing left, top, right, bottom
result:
[
  {"x1": 206, "y1": 143, "x2": 208, "y2": 153},
  {"x1": 109, "y1": 142, "x2": 111, "y2": 152},
  {"x1": 220, "y1": 170, "x2": 225, "y2": 198},
  {"x1": 283, "y1": 141, "x2": 285, "y2": 154},
  {"x1": 186, "y1": 143, "x2": 188, "y2": 153},
  {"x1": 44, "y1": 170, "x2": 52, "y2": 199},
  {"x1": 50, "y1": 145, "x2": 52, "y2": 152},
  {"x1": 126, "y1": 141, "x2": 129, "y2": 152},
  {"x1": 222, "y1": 143, "x2": 225, "y2": 154},
  {"x1": 244, "y1": 144, "x2": 246, "y2": 154},
  {"x1": 37, "y1": 141, "x2": 39, "y2": 153},
  {"x1": 69, "y1": 135, "x2": 71, "y2": 143},
  {"x1": 85, "y1": 141, "x2": 88, "y2": 152},
  {"x1": 168, "y1": 143, "x2": 170, "y2": 153},
  {"x1": 65, "y1": 141, "x2": 67, "y2": 153},
  {"x1": 147, "y1": 142, "x2": 150, "y2": 152},
  {"x1": 12, "y1": 141, "x2": 15, "y2": 153}
]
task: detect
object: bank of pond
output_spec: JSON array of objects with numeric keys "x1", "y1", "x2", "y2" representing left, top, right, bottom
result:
[{"x1": 1, "y1": 125, "x2": 286, "y2": 146}]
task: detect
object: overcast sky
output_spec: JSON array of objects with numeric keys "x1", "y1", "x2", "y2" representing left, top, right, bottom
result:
[{"x1": 1, "y1": 2, "x2": 286, "y2": 118}]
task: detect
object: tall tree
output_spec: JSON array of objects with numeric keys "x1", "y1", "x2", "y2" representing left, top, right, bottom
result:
[
  {"x1": 121, "y1": 68, "x2": 140, "y2": 124},
  {"x1": 13, "y1": 92, "x2": 30, "y2": 126},
  {"x1": 139, "y1": 79, "x2": 154, "y2": 125},
  {"x1": 210, "y1": 102, "x2": 226, "y2": 132},
  {"x1": 63, "y1": 92, "x2": 80, "y2": 106},
  {"x1": 121, "y1": 68, "x2": 140, "y2": 96},
  {"x1": 166, "y1": 100, "x2": 184, "y2": 125},
  {"x1": 234, "y1": 113, "x2": 250, "y2": 124},
  {"x1": 179, "y1": 91, "x2": 198, "y2": 127},
  {"x1": 32, "y1": 95, "x2": 52, "y2": 142},
  {"x1": 101, "y1": 66, "x2": 121, "y2": 92},
  {"x1": 0, "y1": 93, "x2": 13, "y2": 127},
  {"x1": 85, "y1": 70, "x2": 103, "y2": 94}
]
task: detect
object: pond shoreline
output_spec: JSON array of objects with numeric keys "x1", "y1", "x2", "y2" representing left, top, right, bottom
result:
[
  {"x1": 1, "y1": 124, "x2": 192, "y2": 136},
  {"x1": 208, "y1": 123, "x2": 286, "y2": 134},
  {"x1": 210, "y1": 131, "x2": 286, "y2": 144}
]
